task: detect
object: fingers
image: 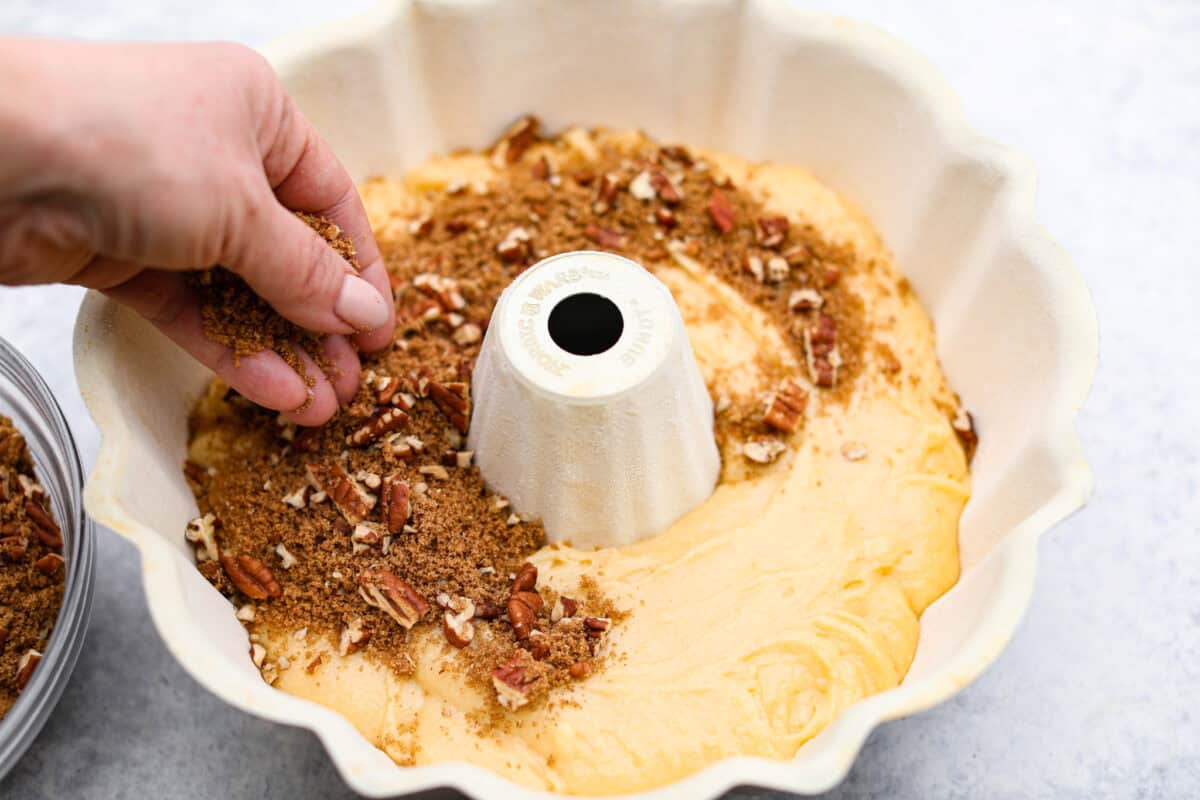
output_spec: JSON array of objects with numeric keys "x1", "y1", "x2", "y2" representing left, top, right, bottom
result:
[
  {"x1": 100, "y1": 268, "x2": 350, "y2": 423},
  {"x1": 281, "y1": 345, "x2": 339, "y2": 427},
  {"x1": 222, "y1": 198, "x2": 390, "y2": 336},
  {"x1": 260, "y1": 96, "x2": 395, "y2": 353},
  {"x1": 320, "y1": 333, "x2": 362, "y2": 406}
]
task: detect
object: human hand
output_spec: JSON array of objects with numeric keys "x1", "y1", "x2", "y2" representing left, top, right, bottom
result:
[{"x1": 0, "y1": 39, "x2": 395, "y2": 425}]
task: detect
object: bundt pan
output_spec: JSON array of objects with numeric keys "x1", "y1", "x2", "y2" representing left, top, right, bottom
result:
[{"x1": 72, "y1": 0, "x2": 1097, "y2": 796}]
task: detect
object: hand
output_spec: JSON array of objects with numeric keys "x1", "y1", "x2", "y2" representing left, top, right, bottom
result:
[{"x1": 0, "y1": 39, "x2": 395, "y2": 425}]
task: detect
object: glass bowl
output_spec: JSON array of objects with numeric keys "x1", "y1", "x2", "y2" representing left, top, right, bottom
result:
[{"x1": 0, "y1": 336, "x2": 95, "y2": 780}]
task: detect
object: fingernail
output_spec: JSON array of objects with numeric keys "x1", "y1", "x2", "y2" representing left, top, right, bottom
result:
[{"x1": 335, "y1": 275, "x2": 390, "y2": 332}]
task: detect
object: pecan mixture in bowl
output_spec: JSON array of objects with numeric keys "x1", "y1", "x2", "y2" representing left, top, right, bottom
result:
[
  {"x1": 183, "y1": 118, "x2": 977, "y2": 792},
  {"x1": 0, "y1": 415, "x2": 65, "y2": 719}
]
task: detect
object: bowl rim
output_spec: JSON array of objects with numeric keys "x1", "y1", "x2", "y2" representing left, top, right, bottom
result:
[
  {"x1": 73, "y1": 1, "x2": 1098, "y2": 797},
  {"x1": 0, "y1": 337, "x2": 97, "y2": 782}
]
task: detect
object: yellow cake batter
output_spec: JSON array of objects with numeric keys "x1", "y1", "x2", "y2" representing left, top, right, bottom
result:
[{"x1": 236, "y1": 131, "x2": 968, "y2": 795}]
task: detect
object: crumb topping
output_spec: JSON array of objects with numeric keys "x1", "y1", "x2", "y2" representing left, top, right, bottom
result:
[{"x1": 0, "y1": 415, "x2": 65, "y2": 718}]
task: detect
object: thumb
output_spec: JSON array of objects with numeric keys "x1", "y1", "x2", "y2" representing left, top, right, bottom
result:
[{"x1": 221, "y1": 194, "x2": 391, "y2": 335}]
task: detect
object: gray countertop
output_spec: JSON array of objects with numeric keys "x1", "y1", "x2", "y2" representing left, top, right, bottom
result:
[{"x1": 0, "y1": 2, "x2": 1196, "y2": 798}]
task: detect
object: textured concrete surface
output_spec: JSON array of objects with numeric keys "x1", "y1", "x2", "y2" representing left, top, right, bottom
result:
[{"x1": 0, "y1": 2, "x2": 1197, "y2": 798}]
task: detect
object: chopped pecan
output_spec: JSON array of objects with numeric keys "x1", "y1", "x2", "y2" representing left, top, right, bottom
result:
[
  {"x1": 584, "y1": 224, "x2": 627, "y2": 250},
  {"x1": 764, "y1": 379, "x2": 808, "y2": 434},
  {"x1": 429, "y1": 381, "x2": 471, "y2": 434},
  {"x1": 443, "y1": 596, "x2": 476, "y2": 649},
  {"x1": 474, "y1": 600, "x2": 504, "y2": 620},
  {"x1": 743, "y1": 254, "x2": 765, "y2": 282},
  {"x1": 346, "y1": 407, "x2": 409, "y2": 447},
  {"x1": 512, "y1": 562, "x2": 538, "y2": 594},
  {"x1": 351, "y1": 523, "x2": 384, "y2": 554},
  {"x1": 818, "y1": 265, "x2": 841, "y2": 288},
  {"x1": 338, "y1": 617, "x2": 370, "y2": 656},
  {"x1": 453, "y1": 323, "x2": 483, "y2": 347},
  {"x1": 743, "y1": 438, "x2": 786, "y2": 465},
  {"x1": 379, "y1": 475, "x2": 411, "y2": 535},
  {"x1": 804, "y1": 313, "x2": 840, "y2": 388},
  {"x1": 491, "y1": 656, "x2": 533, "y2": 711},
  {"x1": 412, "y1": 273, "x2": 466, "y2": 312},
  {"x1": 550, "y1": 594, "x2": 579, "y2": 623},
  {"x1": 220, "y1": 554, "x2": 281, "y2": 600},
  {"x1": 568, "y1": 660, "x2": 592, "y2": 679},
  {"x1": 654, "y1": 207, "x2": 677, "y2": 228},
  {"x1": 24, "y1": 499, "x2": 61, "y2": 549},
  {"x1": 185, "y1": 513, "x2": 219, "y2": 562},
  {"x1": 650, "y1": 168, "x2": 682, "y2": 204},
  {"x1": 35, "y1": 552, "x2": 64, "y2": 575},
  {"x1": 952, "y1": 409, "x2": 979, "y2": 463},
  {"x1": 490, "y1": 115, "x2": 540, "y2": 167},
  {"x1": 0, "y1": 536, "x2": 26, "y2": 561},
  {"x1": 527, "y1": 635, "x2": 550, "y2": 661},
  {"x1": 307, "y1": 463, "x2": 374, "y2": 525},
  {"x1": 508, "y1": 591, "x2": 544, "y2": 640},
  {"x1": 628, "y1": 170, "x2": 656, "y2": 200},
  {"x1": 592, "y1": 172, "x2": 622, "y2": 214},
  {"x1": 584, "y1": 617, "x2": 610, "y2": 639},
  {"x1": 15, "y1": 649, "x2": 41, "y2": 690},
  {"x1": 658, "y1": 144, "x2": 694, "y2": 167},
  {"x1": 755, "y1": 215, "x2": 790, "y2": 248},
  {"x1": 765, "y1": 256, "x2": 790, "y2": 283},
  {"x1": 358, "y1": 568, "x2": 430, "y2": 629},
  {"x1": 707, "y1": 188, "x2": 736, "y2": 233},
  {"x1": 788, "y1": 288, "x2": 824, "y2": 312},
  {"x1": 496, "y1": 226, "x2": 532, "y2": 263}
]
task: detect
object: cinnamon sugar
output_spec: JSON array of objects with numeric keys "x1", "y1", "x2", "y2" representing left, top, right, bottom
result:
[{"x1": 0, "y1": 415, "x2": 65, "y2": 719}]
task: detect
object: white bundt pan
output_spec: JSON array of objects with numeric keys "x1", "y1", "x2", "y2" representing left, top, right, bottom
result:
[{"x1": 72, "y1": 1, "x2": 1098, "y2": 797}]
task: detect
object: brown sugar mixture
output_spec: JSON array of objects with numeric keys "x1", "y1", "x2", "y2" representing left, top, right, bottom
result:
[
  {"x1": 0, "y1": 415, "x2": 66, "y2": 719},
  {"x1": 189, "y1": 211, "x2": 358, "y2": 383},
  {"x1": 183, "y1": 118, "x2": 978, "y2": 719}
]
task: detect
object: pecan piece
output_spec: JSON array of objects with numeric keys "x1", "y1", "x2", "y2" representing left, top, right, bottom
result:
[
  {"x1": 346, "y1": 406, "x2": 409, "y2": 447},
  {"x1": 358, "y1": 568, "x2": 430, "y2": 629},
  {"x1": 491, "y1": 656, "x2": 534, "y2": 711},
  {"x1": 592, "y1": 172, "x2": 622, "y2": 214},
  {"x1": 803, "y1": 313, "x2": 840, "y2": 388},
  {"x1": 755, "y1": 215, "x2": 790, "y2": 248},
  {"x1": 1, "y1": 536, "x2": 27, "y2": 561},
  {"x1": 35, "y1": 552, "x2": 64, "y2": 575},
  {"x1": 743, "y1": 438, "x2": 787, "y2": 465},
  {"x1": 511, "y1": 562, "x2": 538, "y2": 594},
  {"x1": 568, "y1": 660, "x2": 592, "y2": 679},
  {"x1": 654, "y1": 207, "x2": 677, "y2": 228},
  {"x1": 442, "y1": 596, "x2": 476, "y2": 649},
  {"x1": 220, "y1": 554, "x2": 281, "y2": 600},
  {"x1": 707, "y1": 188, "x2": 736, "y2": 233},
  {"x1": 527, "y1": 634, "x2": 550, "y2": 661},
  {"x1": 429, "y1": 381, "x2": 471, "y2": 434},
  {"x1": 496, "y1": 226, "x2": 532, "y2": 263},
  {"x1": 490, "y1": 115, "x2": 540, "y2": 167},
  {"x1": 952, "y1": 409, "x2": 979, "y2": 463},
  {"x1": 508, "y1": 591, "x2": 544, "y2": 640},
  {"x1": 649, "y1": 168, "x2": 682, "y2": 204},
  {"x1": 764, "y1": 379, "x2": 808, "y2": 434},
  {"x1": 412, "y1": 273, "x2": 466, "y2": 312},
  {"x1": 584, "y1": 224, "x2": 627, "y2": 250},
  {"x1": 658, "y1": 144, "x2": 694, "y2": 167},
  {"x1": 338, "y1": 617, "x2": 370, "y2": 656},
  {"x1": 788, "y1": 288, "x2": 824, "y2": 312},
  {"x1": 379, "y1": 475, "x2": 411, "y2": 535},
  {"x1": 474, "y1": 600, "x2": 504, "y2": 620},
  {"x1": 307, "y1": 463, "x2": 374, "y2": 525},
  {"x1": 15, "y1": 649, "x2": 41, "y2": 690},
  {"x1": 24, "y1": 499, "x2": 61, "y2": 549},
  {"x1": 184, "y1": 513, "x2": 219, "y2": 562}
]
